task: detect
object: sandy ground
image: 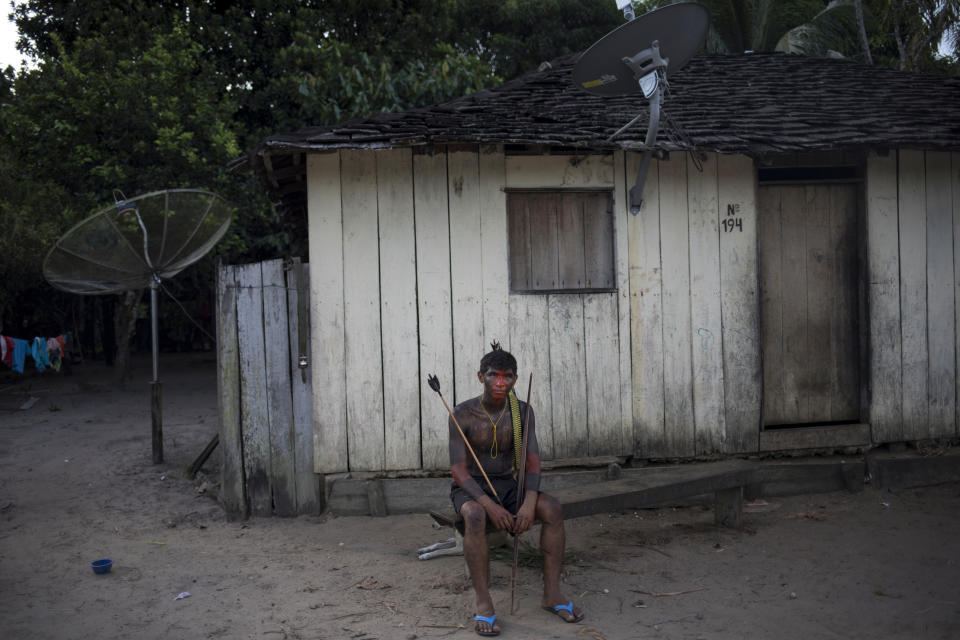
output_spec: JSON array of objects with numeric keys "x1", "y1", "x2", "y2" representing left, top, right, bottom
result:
[{"x1": 1, "y1": 352, "x2": 959, "y2": 640}]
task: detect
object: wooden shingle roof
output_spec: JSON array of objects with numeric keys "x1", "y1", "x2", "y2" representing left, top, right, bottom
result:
[{"x1": 249, "y1": 51, "x2": 960, "y2": 213}]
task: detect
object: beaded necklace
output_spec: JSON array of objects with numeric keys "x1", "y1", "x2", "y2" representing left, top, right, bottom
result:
[{"x1": 479, "y1": 398, "x2": 507, "y2": 458}]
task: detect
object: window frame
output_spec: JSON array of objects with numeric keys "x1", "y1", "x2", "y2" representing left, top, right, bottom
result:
[{"x1": 506, "y1": 188, "x2": 617, "y2": 295}]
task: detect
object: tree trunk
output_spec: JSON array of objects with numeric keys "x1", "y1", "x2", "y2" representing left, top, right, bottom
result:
[
  {"x1": 854, "y1": 0, "x2": 872, "y2": 64},
  {"x1": 101, "y1": 296, "x2": 116, "y2": 365},
  {"x1": 894, "y1": 1, "x2": 908, "y2": 70},
  {"x1": 113, "y1": 289, "x2": 143, "y2": 388}
]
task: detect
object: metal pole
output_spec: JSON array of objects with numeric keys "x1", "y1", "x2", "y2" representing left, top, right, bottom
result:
[
  {"x1": 629, "y1": 85, "x2": 663, "y2": 214},
  {"x1": 150, "y1": 278, "x2": 163, "y2": 464}
]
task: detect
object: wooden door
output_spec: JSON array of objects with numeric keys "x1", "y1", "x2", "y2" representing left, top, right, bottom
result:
[{"x1": 758, "y1": 184, "x2": 860, "y2": 427}]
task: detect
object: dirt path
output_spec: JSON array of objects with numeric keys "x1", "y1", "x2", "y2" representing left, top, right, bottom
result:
[{"x1": 1, "y1": 353, "x2": 958, "y2": 639}]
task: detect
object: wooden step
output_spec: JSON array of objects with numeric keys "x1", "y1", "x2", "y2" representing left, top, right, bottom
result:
[{"x1": 551, "y1": 460, "x2": 761, "y2": 527}]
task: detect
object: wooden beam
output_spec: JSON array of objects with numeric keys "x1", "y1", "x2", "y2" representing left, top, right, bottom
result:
[{"x1": 551, "y1": 460, "x2": 759, "y2": 527}]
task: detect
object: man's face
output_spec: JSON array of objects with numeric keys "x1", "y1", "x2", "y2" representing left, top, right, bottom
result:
[{"x1": 478, "y1": 366, "x2": 516, "y2": 403}]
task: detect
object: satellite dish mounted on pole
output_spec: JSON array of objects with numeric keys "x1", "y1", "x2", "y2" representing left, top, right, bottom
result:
[
  {"x1": 573, "y1": 2, "x2": 710, "y2": 213},
  {"x1": 44, "y1": 189, "x2": 232, "y2": 464}
]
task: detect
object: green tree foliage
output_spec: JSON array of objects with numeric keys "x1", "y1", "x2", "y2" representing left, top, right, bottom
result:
[
  {"x1": 6, "y1": 0, "x2": 954, "y2": 345},
  {"x1": 5, "y1": 0, "x2": 626, "y2": 271},
  {"x1": 11, "y1": 27, "x2": 238, "y2": 200},
  {"x1": 295, "y1": 41, "x2": 498, "y2": 125},
  {"x1": 2, "y1": 0, "x2": 581, "y2": 350},
  {"x1": 869, "y1": 0, "x2": 960, "y2": 71},
  {"x1": 453, "y1": 0, "x2": 623, "y2": 79},
  {"x1": 677, "y1": 0, "x2": 866, "y2": 54},
  {"x1": 662, "y1": 0, "x2": 957, "y2": 72},
  {"x1": 0, "y1": 67, "x2": 73, "y2": 334},
  {"x1": 0, "y1": 11, "x2": 239, "y2": 343}
]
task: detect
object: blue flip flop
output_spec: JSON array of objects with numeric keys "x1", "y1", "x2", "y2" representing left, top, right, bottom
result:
[
  {"x1": 542, "y1": 601, "x2": 585, "y2": 623},
  {"x1": 473, "y1": 613, "x2": 500, "y2": 636}
]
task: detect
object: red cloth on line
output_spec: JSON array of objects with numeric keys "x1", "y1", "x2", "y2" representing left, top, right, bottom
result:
[{"x1": 2, "y1": 336, "x2": 13, "y2": 367}]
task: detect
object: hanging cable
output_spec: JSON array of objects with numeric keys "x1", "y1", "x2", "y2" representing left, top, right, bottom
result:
[{"x1": 159, "y1": 282, "x2": 216, "y2": 342}]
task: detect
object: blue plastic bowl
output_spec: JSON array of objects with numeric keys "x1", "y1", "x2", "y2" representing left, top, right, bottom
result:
[{"x1": 91, "y1": 558, "x2": 113, "y2": 574}]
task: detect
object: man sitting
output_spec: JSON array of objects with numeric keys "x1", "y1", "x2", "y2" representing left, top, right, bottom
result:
[{"x1": 448, "y1": 343, "x2": 584, "y2": 636}]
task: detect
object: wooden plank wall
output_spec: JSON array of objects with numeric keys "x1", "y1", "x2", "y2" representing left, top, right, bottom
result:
[
  {"x1": 758, "y1": 184, "x2": 860, "y2": 426},
  {"x1": 262, "y1": 260, "x2": 296, "y2": 516},
  {"x1": 217, "y1": 259, "x2": 322, "y2": 518},
  {"x1": 235, "y1": 261, "x2": 271, "y2": 516},
  {"x1": 866, "y1": 150, "x2": 960, "y2": 443},
  {"x1": 627, "y1": 152, "x2": 761, "y2": 458},
  {"x1": 286, "y1": 263, "x2": 320, "y2": 514},
  {"x1": 718, "y1": 155, "x2": 762, "y2": 452},
  {"x1": 341, "y1": 150, "x2": 385, "y2": 471},
  {"x1": 298, "y1": 146, "x2": 960, "y2": 473},
  {"x1": 306, "y1": 153, "x2": 348, "y2": 473},
  {"x1": 376, "y1": 149, "x2": 421, "y2": 470},
  {"x1": 866, "y1": 153, "x2": 903, "y2": 441},
  {"x1": 225, "y1": 148, "x2": 960, "y2": 496},
  {"x1": 504, "y1": 154, "x2": 630, "y2": 460},
  {"x1": 688, "y1": 153, "x2": 726, "y2": 454},
  {"x1": 216, "y1": 262, "x2": 245, "y2": 518},
  {"x1": 306, "y1": 149, "x2": 632, "y2": 471},
  {"x1": 413, "y1": 150, "x2": 454, "y2": 470},
  {"x1": 297, "y1": 146, "x2": 960, "y2": 476},
  {"x1": 628, "y1": 154, "x2": 666, "y2": 457}
]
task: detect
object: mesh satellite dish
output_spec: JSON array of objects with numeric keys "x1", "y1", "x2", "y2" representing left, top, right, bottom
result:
[
  {"x1": 44, "y1": 189, "x2": 232, "y2": 463},
  {"x1": 573, "y1": 2, "x2": 710, "y2": 213}
]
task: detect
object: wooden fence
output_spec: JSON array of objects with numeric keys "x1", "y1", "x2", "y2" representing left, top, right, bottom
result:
[{"x1": 216, "y1": 258, "x2": 321, "y2": 518}]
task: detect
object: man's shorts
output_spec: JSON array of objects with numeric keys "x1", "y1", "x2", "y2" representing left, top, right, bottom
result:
[{"x1": 450, "y1": 475, "x2": 519, "y2": 534}]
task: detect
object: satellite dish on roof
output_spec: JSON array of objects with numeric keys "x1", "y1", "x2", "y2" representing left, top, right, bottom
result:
[
  {"x1": 44, "y1": 188, "x2": 232, "y2": 463},
  {"x1": 573, "y1": 2, "x2": 710, "y2": 213}
]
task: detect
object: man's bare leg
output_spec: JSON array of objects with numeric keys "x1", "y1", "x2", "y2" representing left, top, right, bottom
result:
[
  {"x1": 461, "y1": 501, "x2": 501, "y2": 635},
  {"x1": 535, "y1": 494, "x2": 584, "y2": 622}
]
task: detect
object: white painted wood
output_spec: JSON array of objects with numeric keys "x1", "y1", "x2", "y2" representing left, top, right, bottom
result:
[
  {"x1": 341, "y1": 149, "x2": 385, "y2": 471},
  {"x1": 658, "y1": 155, "x2": 695, "y2": 456},
  {"x1": 898, "y1": 149, "x2": 929, "y2": 440},
  {"x1": 548, "y1": 295, "x2": 588, "y2": 457},
  {"x1": 613, "y1": 150, "x2": 633, "y2": 455},
  {"x1": 307, "y1": 152, "x2": 349, "y2": 473},
  {"x1": 216, "y1": 263, "x2": 245, "y2": 518},
  {"x1": 376, "y1": 148, "x2": 421, "y2": 470},
  {"x1": 478, "y1": 146, "x2": 510, "y2": 349},
  {"x1": 866, "y1": 153, "x2": 903, "y2": 443},
  {"x1": 758, "y1": 186, "x2": 786, "y2": 424},
  {"x1": 718, "y1": 154, "x2": 760, "y2": 453},
  {"x1": 559, "y1": 194, "x2": 587, "y2": 287},
  {"x1": 925, "y1": 151, "x2": 956, "y2": 439},
  {"x1": 285, "y1": 263, "x2": 320, "y2": 515},
  {"x1": 780, "y1": 185, "x2": 809, "y2": 423},
  {"x1": 954, "y1": 152, "x2": 960, "y2": 438},
  {"x1": 627, "y1": 152, "x2": 666, "y2": 458},
  {"x1": 505, "y1": 154, "x2": 615, "y2": 189},
  {"x1": 805, "y1": 186, "x2": 833, "y2": 418},
  {"x1": 235, "y1": 262, "x2": 272, "y2": 516},
  {"x1": 448, "y1": 149, "x2": 486, "y2": 405},
  {"x1": 261, "y1": 258, "x2": 296, "y2": 516},
  {"x1": 509, "y1": 294, "x2": 554, "y2": 458},
  {"x1": 583, "y1": 292, "x2": 622, "y2": 455},
  {"x1": 763, "y1": 184, "x2": 860, "y2": 426},
  {"x1": 687, "y1": 152, "x2": 726, "y2": 455},
  {"x1": 829, "y1": 185, "x2": 861, "y2": 420},
  {"x1": 414, "y1": 150, "x2": 455, "y2": 470}
]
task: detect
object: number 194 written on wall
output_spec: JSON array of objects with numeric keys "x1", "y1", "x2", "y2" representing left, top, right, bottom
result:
[{"x1": 723, "y1": 203, "x2": 743, "y2": 233}]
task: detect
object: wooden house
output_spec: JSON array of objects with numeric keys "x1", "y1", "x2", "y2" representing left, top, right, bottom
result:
[{"x1": 245, "y1": 52, "x2": 960, "y2": 481}]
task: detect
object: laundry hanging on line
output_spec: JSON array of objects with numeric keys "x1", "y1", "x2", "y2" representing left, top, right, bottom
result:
[{"x1": 0, "y1": 332, "x2": 69, "y2": 374}]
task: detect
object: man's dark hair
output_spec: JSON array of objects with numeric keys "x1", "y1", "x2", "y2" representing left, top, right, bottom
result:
[{"x1": 479, "y1": 340, "x2": 517, "y2": 373}]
